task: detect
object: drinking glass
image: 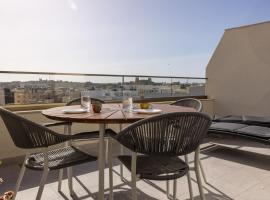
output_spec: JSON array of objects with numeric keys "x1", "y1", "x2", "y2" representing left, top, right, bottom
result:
[
  {"x1": 81, "y1": 91, "x2": 91, "y2": 111},
  {"x1": 122, "y1": 90, "x2": 133, "y2": 112}
]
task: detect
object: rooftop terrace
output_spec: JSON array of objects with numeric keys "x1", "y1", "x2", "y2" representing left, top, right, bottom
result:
[{"x1": 1, "y1": 140, "x2": 269, "y2": 200}]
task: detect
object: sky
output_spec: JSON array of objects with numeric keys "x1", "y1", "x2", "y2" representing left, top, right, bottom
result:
[{"x1": 0, "y1": 0, "x2": 270, "y2": 78}]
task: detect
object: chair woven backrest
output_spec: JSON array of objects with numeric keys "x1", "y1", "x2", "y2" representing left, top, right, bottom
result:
[
  {"x1": 66, "y1": 97, "x2": 105, "y2": 106},
  {"x1": 0, "y1": 107, "x2": 67, "y2": 149},
  {"x1": 115, "y1": 112, "x2": 211, "y2": 156},
  {"x1": 171, "y1": 98, "x2": 202, "y2": 112}
]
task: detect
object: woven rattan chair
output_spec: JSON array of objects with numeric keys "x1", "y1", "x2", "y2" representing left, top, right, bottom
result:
[
  {"x1": 171, "y1": 98, "x2": 207, "y2": 198},
  {"x1": 0, "y1": 107, "x2": 98, "y2": 200},
  {"x1": 40, "y1": 97, "x2": 113, "y2": 192},
  {"x1": 171, "y1": 98, "x2": 202, "y2": 112},
  {"x1": 108, "y1": 112, "x2": 212, "y2": 200}
]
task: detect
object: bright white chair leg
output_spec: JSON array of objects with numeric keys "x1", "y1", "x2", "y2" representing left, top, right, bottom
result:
[
  {"x1": 194, "y1": 148, "x2": 206, "y2": 200},
  {"x1": 36, "y1": 149, "x2": 49, "y2": 200},
  {"x1": 184, "y1": 155, "x2": 194, "y2": 200},
  {"x1": 172, "y1": 179, "x2": 177, "y2": 200},
  {"x1": 13, "y1": 154, "x2": 29, "y2": 199},
  {"x1": 131, "y1": 152, "x2": 137, "y2": 200},
  {"x1": 108, "y1": 138, "x2": 114, "y2": 200}
]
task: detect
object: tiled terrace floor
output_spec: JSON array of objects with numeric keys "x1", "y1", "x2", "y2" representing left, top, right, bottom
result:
[{"x1": 0, "y1": 139, "x2": 269, "y2": 200}]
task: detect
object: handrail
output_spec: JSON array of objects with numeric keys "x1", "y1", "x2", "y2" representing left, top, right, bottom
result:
[{"x1": 0, "y1": 70, "x2": 207, "y2": 80}]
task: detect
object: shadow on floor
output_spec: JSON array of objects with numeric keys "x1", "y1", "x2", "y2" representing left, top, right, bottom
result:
[
  {"x1": 201, "y1": 146, "x2": 270, "y2": 171},
  {"x1": 0, "y1": 160, "x2": 121, "y2": 194},
  {"x1": 184, "y1": 192, "x2": 234, "y2": 200}
]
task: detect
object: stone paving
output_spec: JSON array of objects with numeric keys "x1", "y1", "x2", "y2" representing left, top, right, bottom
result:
[{"x1": 0, "y1": 139, "x2": 269, "y2": 200}]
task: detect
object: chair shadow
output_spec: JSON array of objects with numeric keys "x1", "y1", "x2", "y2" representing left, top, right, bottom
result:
[
  {"x1": 102, "y1": 187, "x2": 159, "y2": 200},
  {"x1": 58, "y1": 182, "x2": 159, "y2": 200},
  {"x1": 184, "y1": 192, "x2": 233, "y2": 200},
  {"x1": 0, "y1": 143, "x2": 123, "y2": 193},
  {"x1": 201, "y1": 146, "x2": 270, "y2": 171}
]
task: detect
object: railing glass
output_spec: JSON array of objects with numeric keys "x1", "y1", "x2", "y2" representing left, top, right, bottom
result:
[{"x1": 0, "y1": 71, "x2": 206, "y2": 106}]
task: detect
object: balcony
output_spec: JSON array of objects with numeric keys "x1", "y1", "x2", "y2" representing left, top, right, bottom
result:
[{"x1": 0, "y1": 70, "x2": 269, "y2": 200}]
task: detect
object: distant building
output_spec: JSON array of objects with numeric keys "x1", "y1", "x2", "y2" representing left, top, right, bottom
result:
[
  {"x1": 13, "y1": 89, "x2": 26, "y2": 104},
  {"x1": 4, "y1": 88, "x2": 14, "y2": 104},
  {"x1": 188, "y1": 85, "x2": 205, "y2": 96}
]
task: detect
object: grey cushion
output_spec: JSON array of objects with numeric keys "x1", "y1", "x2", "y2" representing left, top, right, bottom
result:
[
  {"x1": 213, "y1": 115, "x2": 270, "y2": 127},
  {"x1": 236, "y1": 126, "x2": 270, "y2": 138},
  {"x1": 210, "y1": 122, "x2": 247, "y2": 132},
  {"x1": 213, "y1": 115, "x2": 243, "y2": 123},
  {"x1": 244, "y1": 116, "x2": 270, "y2": 124}
]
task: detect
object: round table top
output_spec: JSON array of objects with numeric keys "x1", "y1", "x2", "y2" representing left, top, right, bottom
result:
[{"x1": 42, "y1": 103, "x2": 196, "y2": 124}]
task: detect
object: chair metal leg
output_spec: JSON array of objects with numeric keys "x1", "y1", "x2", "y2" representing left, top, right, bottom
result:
[
  {"x1": 166, "y1": 180, "x2": 170, "y2": 199},
  {"x1": 108, "y1": 138, "x2": 114, "y2": 200},
  {"x1": 36, "y1": 150, "x2": 49, "y2": 200},
  {"x1": 67, "y1": 167, "x2": 75, "y2": 197},
  {"x1": 36, "y1": 167, "x2": 49, "y2": 200},
  {"x1": 184, "y1": 155, "x2": 194, "y2": 200},
  {"x1": 105, "y1": 139, "x2": 109, "y2": 165},
  {"x1": 131, "y1": 152, "x2": 137, "y2": 200},
  {"x1": 194, "y1": 148, "x2": 205, "y2": 200},
  {"x1": 58, "y1": 169, "x2": 64, "y2": 192},
  {"x1": 172, "y1": 179, "x2": 177, "y2": 200},
  {"x1": 14, "y1": 154, "x2": 29, "y2": 199},
  {"x1": 65, "y1": 124, "x2": 75, "y2": 197},
  {"x1": 119, "y1": 124, "x2": 125, "y2": 181},
  {"x1": 58, "y1": 124, "x2": 69, "y2": 192},
  {"x1": 98, "y1": 123, "x2": 106, "y2": 200},
  {"x1": 199, "y1": 159, "x2": 208, "y2": 184}
]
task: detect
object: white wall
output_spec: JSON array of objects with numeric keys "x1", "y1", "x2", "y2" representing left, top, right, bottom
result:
[{"x1": 206, "y1": 22, "x2": 270, "y2": 116}]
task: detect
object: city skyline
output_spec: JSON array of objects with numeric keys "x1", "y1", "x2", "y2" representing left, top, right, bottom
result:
[
  {"x1": 1, "y1": 0, "x2": 270, "y2": 77},
  {"x1": 0, "y1": 76, "x2": 205, "y2": 105}
]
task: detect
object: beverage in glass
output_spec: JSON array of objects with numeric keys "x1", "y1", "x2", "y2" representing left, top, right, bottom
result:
[
  {"x1": 81, "y1": 91, "x2": 91, "y2": 111},
  {"x1": 122, "y1": 90, "x2": 133, "y2": 112}
]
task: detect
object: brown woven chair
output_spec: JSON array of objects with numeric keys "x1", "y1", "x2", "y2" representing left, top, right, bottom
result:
[
  {"x1": 171, "y1": 98, "x2": 207, "y2": 199},
  {"x1": 40, "y1": 97, "x2": 114, "y2": 192},
  {"x1": 171, "y1": 98, "x2": 202, "y2": 112},
  {"x1": 0, "y1": 107, "x2": 98, "y2": 200},
  {"x1": 108, "y1": 112, "x2": 211, "y2": 200}
]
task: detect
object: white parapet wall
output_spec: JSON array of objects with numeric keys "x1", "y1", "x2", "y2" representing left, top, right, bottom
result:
[{"x1": 206, "y1": 21, "x2": 270, "y2": 116}]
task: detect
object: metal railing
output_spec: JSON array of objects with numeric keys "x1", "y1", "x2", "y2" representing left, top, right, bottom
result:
[{"x1": 0, "y1": 70, "x2": 207, "y2": 106}]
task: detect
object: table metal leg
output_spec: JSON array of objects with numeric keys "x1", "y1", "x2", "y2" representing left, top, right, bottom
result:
[{"x1": 98, "y1": 123, "x2": 105, "y2": 200}]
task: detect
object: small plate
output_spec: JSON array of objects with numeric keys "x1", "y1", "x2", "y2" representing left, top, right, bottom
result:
[
  {"x1": 133, "y1": 108, "x2": 162, "y2": 114},
  {"x1": 62, "y1": 108, "x2": 88, "y2": 114}
]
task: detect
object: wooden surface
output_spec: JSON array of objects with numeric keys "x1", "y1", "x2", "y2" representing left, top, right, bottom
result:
[{"x1": 42, "y1": 103, "x2": 196, "y2": 124}]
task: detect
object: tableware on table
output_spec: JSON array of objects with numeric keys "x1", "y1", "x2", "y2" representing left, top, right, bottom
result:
[
  {"x1": 133, "y1": 108, "x2": 162, "y2": 114},
  {"x1": 62, "y1": 108, "x2": 88, "y2": 114},
  {"x1": 81, "y1": 91, "x2": 91, "y2": 111},
  {"x1": 139, "y1": 102, "x2": 151, "y2": 109},
  {"x1": 122, "y1": 90, "x2": 133, "y2": 112},
  {"x1": 92, "y1": 101, "x2": 102, "y2": 113}
]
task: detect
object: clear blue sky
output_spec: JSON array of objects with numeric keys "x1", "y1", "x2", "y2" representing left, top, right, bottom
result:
[{"x1": 1, "y1": 0, "x2": 270, "y2": 77}]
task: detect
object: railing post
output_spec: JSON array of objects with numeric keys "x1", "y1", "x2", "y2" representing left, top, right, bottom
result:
[
  {"x1": 170, "y1": 78, "x2": 173, "y2": 97},
  {"x1": 122, "y1": 76, "x2": 125, "y2": 96}
]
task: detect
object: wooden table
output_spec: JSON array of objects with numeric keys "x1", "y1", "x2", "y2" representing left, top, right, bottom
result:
[{"x1": 42, "y1": 103, "x2": 195, "y2": 200}]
